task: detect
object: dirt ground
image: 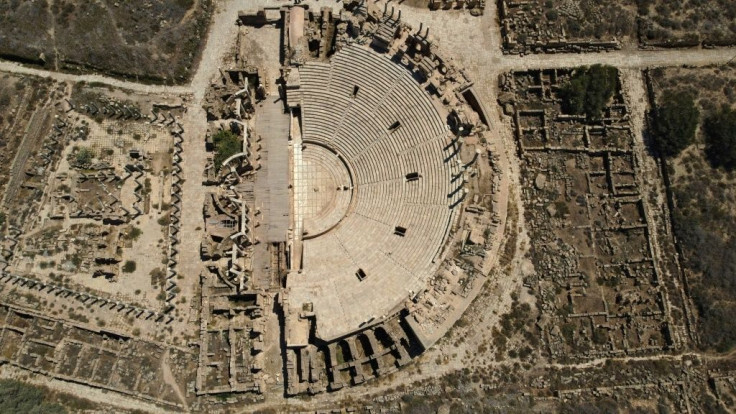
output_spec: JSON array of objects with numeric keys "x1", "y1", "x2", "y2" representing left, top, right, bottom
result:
[
  {"x1": 639, "y1": 0, "x2": 736, "y2": 47},
  {"x1": 500, "y1": 0, "x2": 638, "y2": 52},
  {"x1": 500, "y1": 0, "x2": 736, "y2": 51}
]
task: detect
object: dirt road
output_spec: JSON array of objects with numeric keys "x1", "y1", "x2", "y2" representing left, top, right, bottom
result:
[
  {"x1": 0, "y1": 60, "x2": 192, "y2": 95},
  {"x1": 497, "y1": 47, "x2": 736, "y2": 71},
  {"x1": 0, "y1": 2, "x2": 731, "y2": 93}
]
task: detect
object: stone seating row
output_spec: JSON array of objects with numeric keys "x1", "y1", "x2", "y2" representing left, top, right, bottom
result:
[
  {"x1": 354, "y1": 180, "x2": 403, "y2": 225},
  {"x1": 300, "y1": 46, "x2": 445, "y2": 163},
  {"x1": 295, "y1": 44, "x2": 460, "y2": 339},
  {"x1": 335, "y1": 202, "x2": 449, "y2": 277}
]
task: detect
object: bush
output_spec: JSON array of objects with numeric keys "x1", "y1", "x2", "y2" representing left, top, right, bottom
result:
[
  {"x1": 122, "y1": 260, "x2": 136, "y2": 273},
  {"x1": 592, "y1": 327, "x2": 608, "y2": 345},
  {"x1": 704, "y1": 105, "x2": 736, "y2": 170},
  {"x1": 150, "y1": 267, "x2": 166, "y2": 286},
  {"x1": 75, "y1": 147, "x2": 94, "y2": 166},
  {"x1": 127, "y1": 226, "x2": 142, "y2": 241},
  {"x1": 558, "y1": 65, "x2": 618, "y2": 120},
  {"x1": 212, "y1": 129, "x2": 241, "y2": 171},
  {"x1": 652, "y1": 90, "x2": 699, "y2": 157},
  {"x1": 636, "y1": 0, "x2": 653, "y2": 15}
]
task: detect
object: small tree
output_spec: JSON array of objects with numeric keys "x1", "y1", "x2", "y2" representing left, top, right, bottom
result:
[
  {"x1": 122, "y1": 260, "x2": 137, "y2": 273},
  {"x1": 704, "y1": 105, "x2": 736, "y2": 170},
  {"x1": 127, "y1": 226, "x2": 142, "y2": 241},
  {"x1": 652, "y1": 90, "x2": 699, "y2": 157},
  {"x1": 75, "y1": 147, "x2": 95, "y2": 166}
]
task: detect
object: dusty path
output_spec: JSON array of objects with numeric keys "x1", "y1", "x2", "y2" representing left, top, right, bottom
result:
[
  {"x1": 164, "y1": 0, "x2": 246, "y2": 339},
  {"x1": 497, "y1": 47, "x2": 736, "y2": 71},
  {"x1": 0, "y1": 60, "x2": 192, "y2": 95},
  {"x1": 160, "y1": 349, "x2": 189, "y2": 411},
  {"x1": 189, "y1": 1, "x2": 247, "y2": 102}
]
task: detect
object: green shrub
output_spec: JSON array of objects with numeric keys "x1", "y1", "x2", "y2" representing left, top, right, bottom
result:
[
  {"x1": 558, "y1": 65, "x2": 618, "y2": 120},
  {"x1": 150, "y1": 267, "x2": 166, "y2": 286},
  {"x1": 70, "y1": 254, "x2": 82, "y2": 268},
  {"x1": 75, "y1": 147, "x2": 94, "y2": 165},
  {"x1": 652, "y1": 90, "x2": 699, "y2": 157},
  {"x1": 127, "y1": 226, "x2": 142, "y2": 241}
]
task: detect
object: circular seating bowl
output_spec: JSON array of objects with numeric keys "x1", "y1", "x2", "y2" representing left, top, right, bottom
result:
[{"x1": 289, "y1": 45, "x2": 459, "y2": 341}]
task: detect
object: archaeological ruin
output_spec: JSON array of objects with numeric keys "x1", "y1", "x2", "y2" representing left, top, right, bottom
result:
[
  {"x1": 197, "y1": 1, "x2": 501, "y2": 396},
  {"x1": 0, "y1": 0, "x2": 734, "y2": 412},
  {"x1": 0, "y1": 1, "x2": 503, "y2": 408}
]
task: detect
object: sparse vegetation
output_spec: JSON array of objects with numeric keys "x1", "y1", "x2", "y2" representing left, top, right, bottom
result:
[
  {"x1": 0, "y1": 379, "x2": 67, "y2": 414},
  {"x1": 638, "y1": 0, "x2": 736, "y2": 46},
  {"x1": 213, "y1": 129, "x2": 242, "y2": 171},
  {"x1": 673, "y1": 181, "x2": 736, "y2": 352},
  {"x1": 651, "y1": 67, "x2": 736, "y2": 352}
]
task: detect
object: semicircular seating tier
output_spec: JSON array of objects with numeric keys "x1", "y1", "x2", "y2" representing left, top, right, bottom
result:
[{"x1": 289, "y1": 44, "x2": 462, "y2": 341}]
